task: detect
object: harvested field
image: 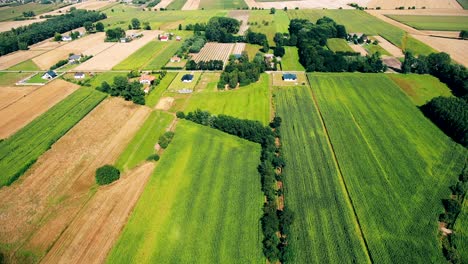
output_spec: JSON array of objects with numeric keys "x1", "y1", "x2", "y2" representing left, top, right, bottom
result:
[
  {"x1": 198, "y1": 0, "x2": 247, "y2": 9},
  {"x1": 231, "y1": 42, "x2": 245, "y2": 55},
  {"x1": 367, "y1": 0, "x2": 462, "y2": 10},
  {"x1": 228, "y1": 10, "x2": 249, "y2": 34},
  {"x1": 33, "y1": 32, "x2": 112, "y2": 70},
  {"x1": 0, "y1": 50, "x2": 44, "y2": 70},
  {"x1": 0, "y1": 79, "x2": 80, "y2": 139},
  {"x1": 76, "y1": 31, "x2": 161, "y2": 71},
  {"x1": 350, "y1": 44, "x2": 368, "y2": 56},
  {"x1": 373, "y1": 36, "x2": 404, "y2": 57},
  {"x1": 246, "y1": 0, "x2": 369, "y2": 9},
  {"x1": 192, "y1": 42, "x2": 234, "y2": 65},
  {"x1": 40, "y1": 0, "x2": 114, "y2": 17},
  {"x1": 182, "y1": 0, "x2": 200, "y2": 10},
  {"x1": 0, "y1": 86, "x2": 38, "y2": 109},
  {"x1": 411, "y1": 34, "x2": 468, "y2": 66},
  {"x1": 41, "y1": 162, "x2": 156, "y2": 264},
  {"x1": 381, "y1": 55, "x2": 402, "y2": 71},
  {"x1": 155, "y1": 97, "x2": 175, "y2": 110},
  {"x1": 0, "y1": 98, "x2": 150, "y2": 263},
  {"x1": 0, "y1": 18, "x2": 46, "y2": 33}
]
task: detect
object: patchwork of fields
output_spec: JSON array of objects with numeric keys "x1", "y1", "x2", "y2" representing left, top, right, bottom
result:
[
  {"x1": 386, "y1": 15, "x2": 468, "y2": 31},
  {"x1": 107, "y1": 121, "x2": 264, "y2": 263}
]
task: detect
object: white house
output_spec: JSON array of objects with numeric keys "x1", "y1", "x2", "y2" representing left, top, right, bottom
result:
[
  {"x1": 42, "y1": 70, "x2": 57, "y2": 80},
  {"x1": 170, "y1": 56, "x2": 181, "y2": 63},
  {"x1": 139, "y1": 75, "x2": 155, "y2": 85},
  {"x1": 61, "y1": 36, "x2": 72, "y2": 42},
  {"x1": 74, "y1": 72, "x2": 86, "y2": 79}
]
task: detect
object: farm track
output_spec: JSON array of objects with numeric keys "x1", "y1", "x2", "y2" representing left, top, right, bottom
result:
[{"x1": 0, "y1": 98, "x2": 150, "y2": 263}]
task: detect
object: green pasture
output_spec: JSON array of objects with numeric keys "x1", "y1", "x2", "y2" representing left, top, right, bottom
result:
[
  {"x1": 0, "y1": 72, "x2": 32, "y2": 86},
  {"x1": 310, "y1": 73, "x2": 466, "y2": 263},
  {"x1": 166, "y1": 0, "x2": 187, "y2": 10},
  {"x1": 7, "y1": 59, "x2": 40, "y2": 71},
  {"x1": 280, "y1": 46, "x2": 304, "y2": 71},
  {"x1": 0, "y1": 87, "x2": 106, "y2": 187},
  {"x1": 274, "y1": 85, "x2": 371, "y2": 263},
  {"x1": 167, "y1": 72, "x2": 201, "y2": 91},
  {"x1": 199, "y1": 0, "x2": 247, "y2": 10},
  {"x1": 386, "y1": 15, "x2": 468, "y2": 31},
  {"x1": 143, "y1": 40, "x2": 185, "y2": 70},
  {"x1": 326, "y1": 38, "x2": 354, "y2": 52},
  {"x1": 0, "y1": 2, "x2": 67, "y2": 21},
  {"x1": 249, "y1": 10, "x2": 289, "y2": 45},
  {"x1": 454, "y1": 199, "x2": 468, "y2": 263},
  {"x1": 107, "y1": 120, "x2": 264, "y2": 263},
  {"x1": 88, "y1": 72, "x2": 126, "y2": 88},
  {"x1": 146, "y1": 72, "x2": 177, "y2": 108},
  {"x1": 388, "y1": 74, "x2": 453, "y2": 106},
  {"x1": 185, "y1": 73, "x2": 270, "y2": 124},
  {"x1": 115, "y1": 111, "x2": 174, "y2": 171},
  {"x1": 25, "y1": 73, "x2": 48, "y2": 84},
  {"x1": 113, "y1": 41, "x2": 165, "y2": 70}
]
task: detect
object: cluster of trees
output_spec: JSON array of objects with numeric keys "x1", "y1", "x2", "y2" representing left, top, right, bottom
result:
[
  {"x1": 158, "y1": 131, "x2": 175, "y2": 149},
  {"x1": 460, "y1": 30, "x2": 468, "y2": 40},
  {"x1": 178, "y1": 110, "x2": 294, "y2": 262},
  {"x1": 218, "y1": 52, "x2": 266, "y2": 89},
  {"x1": 50, "y1": 59, "x2": 68, "y2": 70},
  {"x1": 0, "y1": 9, "x2": 106, "y2": 55},
  {"x1": 185, "y1": 23, "x2": 206, "y2": 32},
  {"x1": 287, "y1": 17, "x2": 386, "y2": 72},
  {"x1": 128, "y1": 18, "x2": 151, "y2": 30},
  {"x1": 421, "y1": 97, "x2": 467, "y2": 147},
  {"x1": 175, "y1": 35, "x2": 206, "y2": 57},
  {"x1": 97, "y1": 76, "x2": 145, "y2": 105},
  {"x1": 205, "y1": 17, "x2": 240, "y2": 43},
  {"x1": 84, "y1": 21, "x2": 104, "y2": 33},
  {"x1": 22, "y1": 11, "x2": 35, "y2": 17},
  {"x1": 95, "y1": 165, "x2": 120, "y2": 185},
  {"x1": 105, "y1": 27, "x2": 125, "y2": 42},
  {"x1": 245, "y1": 30, "x2": 269, "y2": 52},
  {"x1": 186, "y1": 60, "x2": 223, "y2": 70}
]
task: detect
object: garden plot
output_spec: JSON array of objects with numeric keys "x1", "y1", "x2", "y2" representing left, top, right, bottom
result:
[
  {"x1": 228, "y1": 10, "x2": 249, "y2": 34},
  {"x1": 192, "y1": 42, "x2": 234, "y2": 65},
  {"x1": 0, "y1": 79, "x2": 80, "y2": 139},
  {"x1": 0, "y1": 98, "x2": 150, "y2": 263},
  {"x1": 231, "y1": 42, "x2": 246, "y2": 55},
  {"x1": 75, "y1": 31, "x2": 162, "y2": 71}
]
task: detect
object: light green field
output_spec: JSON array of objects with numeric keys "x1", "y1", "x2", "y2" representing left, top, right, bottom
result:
[
  {"x1": 87, "y1": 72, "x2": 127, "y2": 89},
  {"x1": 280, "y1": 46, "x2": 305, "y2": 71},
  {"x1": 274, "y1": 85, "x2": 371, "y2": 263},
  {"x1": 199, "y1": 0, "x2": 247, "y2": 10},
  {"x1": 143, "y1": 40, "x2": 184, "y2": 70},
  {"x1": 274, "y1": 10, "x2": 290, "y2": 33},
  {"x1": 454, "y1": 199, "x2": 468, "y2": 263},
  {"x1": 115, "y1": 111, "x2": 174, "y2": 171},
  {"x1": 25, "y1": 73, "x2": 48, "y2": 84},
  {"x1": 146, "y1": 72, "x2": 178, "y2": 108},
  {"x1": 0, "y1": 72, "x2": 32, "y2": 86},
  {"x1": 167, "y1": 72, "x2": 200, "y2": 91},
  {"x1": 7, "y1": 59, "x2": 40, "y2": 71},
  {"x1": 0, "y1": 2, "x2": 67, "y2": 21},
  {"x1": 386, "y1": 15, "x2": 468, "y2": 31},
  {"x1": 404, "y1": 34, "x2": 437, "y2": 56},
  {"x1": 310, "y1": 73, "x2": 466, "y2": 263},
  {"x1": 113, "y1": 41, "x2": 165, "y2": 70},
  {"x1": 364, "y1": 43, "x2": 390, "y2": 56},
  {"x1": 388, "y1": 74, "x2": 453, "y2": 106},
  {"x1": 185, "y1": 73, "x2": 270, "y2": 124},
  {"x1": 107, "y1": 120, "x2": 264, "y2": 263},
  {"x1": 166, "y1": 0, "x2": 187, "y2": 10},
  {"x1": 244, "y1": 43, "x2": 261, "y2": 59},
  {"x1": 288, "y1": 9, "x2": 434, "y2": 56},
  {"x1": 0, "y1": 87, "x2": 106, "y2": 187},
  {"x1": 326, "y1": 38, "x2": 354, "y2": 52},
  {"x1": 249, "y1": 10, "x2": 289, "y2": 44}
]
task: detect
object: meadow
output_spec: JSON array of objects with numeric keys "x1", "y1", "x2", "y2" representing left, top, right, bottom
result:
[
  {"x1": 166, "y1": 0, "x2": 187, "y2": 10},
  {"x1": 310, "y1": 73, "x2": 466, "y2": 263},
  {"x1": 0, "y1": 87, "x2": 106, "y2": 186},
  {"x1": 364, "y1": 42, "x2": 390, "y2": 56},
  {"x1": 388, "y1": 74, "x2": 453, "y2": 106},
  {"x1": 115, "y1": 110, "x2": 173, "y2": 171},
  {"x1": 280, "y1": 47, "x2": 304, "y2": 71},
  {"x1": 0, "y1": 72, "x2": 32, "y2": 86},
  {"x1": 273, "y1": 85, "x2": 370, "y2": 263},
  {"x1": 146, "y1": 72, "x2": 178, "y2": 107},
  {"x1": 88, "y1": 72, "x2": 126, "y2": 88},
  {"x1": 199, "y1": 0, "x2": 248, "y2": 10},
  {"x1": 185, "y1": 73, "x2": 270, "y2": 124},
  {"x1": 106, "y1": 120, "x2": 264, "y2": 263},
  {"x1": 7, "y1": 59, "x2": 40, "y2": 71},
  {"x1": 0, "y1": 2, "x2": 67, "y2": 21},
  {"x1": 249, "y1": 10, "x2": 289, "y2": 45},
  {"x1": 386, "y1": 15, "x2": 468, "y2": 31},
  {"x1": 326, "y1": 38, "x2": 353, "y2": 52},
  {"x1": 167, "y1": 72, "x2": 201, "y2": 91},
  {"x1": 112, "y1": 41, "x2": 164, "y2": 70}
]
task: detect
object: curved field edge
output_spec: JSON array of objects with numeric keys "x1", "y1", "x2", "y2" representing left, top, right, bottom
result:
[
  {"x1": 106, "y1": 121, "x2": 264, "y2": 263},
  {"x1": 0, "y1": 88, "x2": 106, "y2": 187},
  {"x1": 309, "y1": 72, "x2": 466, "y2": 263}
]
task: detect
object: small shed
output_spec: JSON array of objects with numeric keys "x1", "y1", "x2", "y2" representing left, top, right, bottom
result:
[
  {"x1": 282, "y1": 73, "x2": 297, "y2": 82},
  {"x1": 139, "y1": 75, "x2": 156, "y2": 85},
  {"x1": 61, "y1": 36, "x2": 72, "y2": 42},
  {"x1": 181, "y1": 74, "x2": 194, "y2": 83},
  {"x1": 74, "y1": 72, "x2": 85, "y2": 79},
  {"x1": 42, "y1": 70, "x2": 57, "y2": 80}
]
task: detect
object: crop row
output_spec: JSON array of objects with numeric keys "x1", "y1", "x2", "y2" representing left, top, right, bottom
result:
[{"x1": 193, "y1": 43, "x2": 234, "y2": 65}]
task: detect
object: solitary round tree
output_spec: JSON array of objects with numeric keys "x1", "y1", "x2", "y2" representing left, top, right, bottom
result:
[{"x1": 95, "y1": 165, "x2": 120, "y2": 185}]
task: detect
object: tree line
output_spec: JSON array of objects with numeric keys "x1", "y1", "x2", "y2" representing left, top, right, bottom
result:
[
  {"x1": 205, "y1": 16, "x2": 241, "y2": 43},
  {"x1": 218, "y1": 52, "x2": 266, "y2": 89},
  {"x1": 177, "y1": 110, "x2": 294, "y2": 263},
  {"x1": 0, "y1": 9, "x2": 106, "y2": 55},
  {"x1": 186, "y1": 60, "x2": 223, "y2": 70},
  {"x1": 176, "y1": 34, "x2": 206, "y2": 58}
]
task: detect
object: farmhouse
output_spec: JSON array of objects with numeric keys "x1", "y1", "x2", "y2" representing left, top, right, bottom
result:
[
  {"x1": 159, "y1": 35, "x2": 168, "y2": 41},
  {"x1": 181, "y1": 74, "x2": 194, "y2": 83},
  {"x1": 74, "y1": 72, "x2": 85, "y2": 79},
  {"x1": 139, "y1": 75, "x2": 156, "y2": 85},
  {"x1": 42, "y1": 70, "x2": 57, "y2": 80},
  {"x1": 282, "y1": 73, "x2": 297, "y2": 82},
  {"x1": 61, "y1": 36, "x2": 72, "y2": 42},
  {"x1": 68, "y1": 54, "x2": 81, "y2": 63},
  {"x1": 170, "y1": 56, "x2": 181, "y2": 63}
]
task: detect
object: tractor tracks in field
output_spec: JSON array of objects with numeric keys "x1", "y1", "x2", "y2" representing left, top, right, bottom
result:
[{"x1": 305, "y1": 75, "x2": 374, "y2": 264}]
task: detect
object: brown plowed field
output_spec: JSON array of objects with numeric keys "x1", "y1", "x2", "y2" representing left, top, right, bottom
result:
[
  {"x1": 0, "y1": 50, "x2": 44, "y2": 70},
  {"x1": 228, "y1": 10, "x2": 249, "y2": 34},
  {"x1": 0, "y1": 85, "x2": 38, "y2": 109},
  {"x1": 41, "y1": 162, "x2": 155, "y2": 264},
  {"x1": 0, "y1": 79, "x2": 80, "y2": 139},
  {"x1": 0, "y1": 98, "x2": 150, "y2": 263}
]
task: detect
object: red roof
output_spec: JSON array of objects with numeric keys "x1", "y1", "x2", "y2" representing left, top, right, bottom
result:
[
  {"x1": 160, "y1": 35, "x2": 168, "y2": 39},
  {"x1": 140, "y1": 75, "x2": 156, "y2": 82}
]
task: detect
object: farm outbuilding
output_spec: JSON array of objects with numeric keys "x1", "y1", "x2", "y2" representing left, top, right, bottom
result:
[
  {"x1": 181, "y1": 74, "x2": 194, "y2": 82},
  {"x1": 170, "y1": 56, "x2": 181, "y2": 63},
  {"x1": 69, "y1": 54, "x2": 81, "y2": 63},
  {"x1": 62, "y1": 36, "x2": 72, "y2": 42},
  {"x1": 74, "y1": 72, "x2": 86, "y2": 79},
  {"x1": 282, "y1": 73, "x2": 297, "y2": 81},
  {"x1": 139, "y1": 75, "x2": 156, "y2": 85},
  {"x1": 42, "y1": 70, "x2": 57, "y2": 80}
]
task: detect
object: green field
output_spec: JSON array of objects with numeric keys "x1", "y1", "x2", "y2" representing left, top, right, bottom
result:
[
  {"x1": 115, "y1": 111, "x2": 174, "y2": 171},
  {"x1": 454, "y1": 199, "x2": 468, "y2": 263},
  {"x1": 199, "y1": 0, "x2": 247, "y2": 10},
  {"x1": 0, "y1": 72, "x2": 32, "y2": 86},
  {"x1": 249, "y1": 10, "x2": 289, "y2": 45},
  {"x1": 88, "y1": 72, "x2": 126, "y2": 88},
  {"x1": 143, "y1": 40, "x2": 184, "y2": 70},
  {"x1": 185, "y1": 73, "x2": 270, "y2": 124},
  {"x1": 146, "y1": 72, "x2": 178, "y2": 108},
  {"x1": 0, "y1": 2, "x2": 67, "y2": 21},
  {"x1": 166, "y1": 0, "x2": 187, "y2": 10},
  {"x1": 7, "y1": 59, "x2": 40, "y2": 71},
  {"x1": 364, "y1": 42, "x2": 390, "y2": 56},
  {"x1": 0, "y1": 87, "x2": 106, "y2": 187},
  {"x1": 404, "y1": 34, "x2": 437, "y2": 56},
  {"x1": 113, "y1": 41, "x2": 166, "y2": 70},
  {"x1": 274, "y1": 85, "x2": 371, "y2": 263},
  {"x1": 388, "y1": 74, "x2": 453, "y2": 106},
  {"x1": 280, "y1": 46, "x2": 305, "y2": 71},
  {"x1": 326, "y1": 38, "x2": 354, "y2": 52},
  {"x1": 107, "y1": 120, "x2": 264, "y2": 263},
  {"x1": 288, "y1": 9, "x2": 435, "y2": 56},
  {"x1": 25, "y1": 73, "x2": 48, "y2": 84},
  {"x1": 167, "y1": 72, "x2": 201, "y2": 91},
  {"x1": 310, "y1": 73, "x2": 466, "y2": 263},
  {"x1": 457, "y1": 0, "x2": 468, "y2": 9},
  {"x1": 386, "y1": 15, "x2": 468, "y2": 31}
]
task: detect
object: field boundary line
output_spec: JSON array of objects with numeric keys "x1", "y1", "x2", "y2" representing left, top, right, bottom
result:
[{"x1": 305, "y1": 74, "x2": 374, "y2": 264}]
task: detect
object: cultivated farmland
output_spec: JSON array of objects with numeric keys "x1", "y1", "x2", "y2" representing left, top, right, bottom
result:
[
  {"x1": 106, "y1": 120, "x2": 264, "y2": 263},
  {"x1": 0, "y1": 79, "x2": 80, "y2": 139},
  {"x1": 326, "y1": 38, "x2": 354, "y2": 52},
  {"x1": 231, "y1": 42, "x2": 246, "y2": 55},
  {"x1": 146, "y1": 72, "x2": 178, "y2": 107},
  {"x1": 0, "y1": 98, "x2": 150, "y2": 263},
  {"x1": 192, "y1": 42, "x2": 234, "y2": 65},
  {"x1": 274, "y1": 85, "x2": 371, "y2": 263},
  {"x1": 198, "y1": 0, "x2": 248, "y2": 9},
  {"x1": 310, "y1": 73, "x2": 466, "y2": 263},
  {"x1": 0, "y1": 87, "x2": 106, "y2": 187},
  {"x1": 386, "y1": 15, "x2": 468, "y2": 31}
]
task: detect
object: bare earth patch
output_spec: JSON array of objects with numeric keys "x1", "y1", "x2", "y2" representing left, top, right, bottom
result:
[
  {"x1": 228, "y1": 10, "x2": 250, "y2": 35},
  {"x1": 0, "y1": 50, "x2": 44, "y2": 70},
  {"x1": 381, "y1": 55, "x2": 402, "y2": 71},
  {"x1": 41, "y1": 162, "x2": 155, "y2": 264},
  {"x1": 421, "y1": 30, "x2": 461, "y2": 38},
  {"x1": 0, "y1": 98, "x2": 150, "y2": 263},
  {"x1": 0, "y1": 79, "x2": 80, "y2": 139},
  {"x1": 155, "y1": 97, "x2": 174, "y2": 110},
  {"x1": 182, "y1": 0, "x2": 200, "y2": 10},
  {"x1": 373, "y1": 36, "x2": 404, "y2": 57},
  {"x1": 231, "y1": 42, "x2": 246, "y2": 55}
]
